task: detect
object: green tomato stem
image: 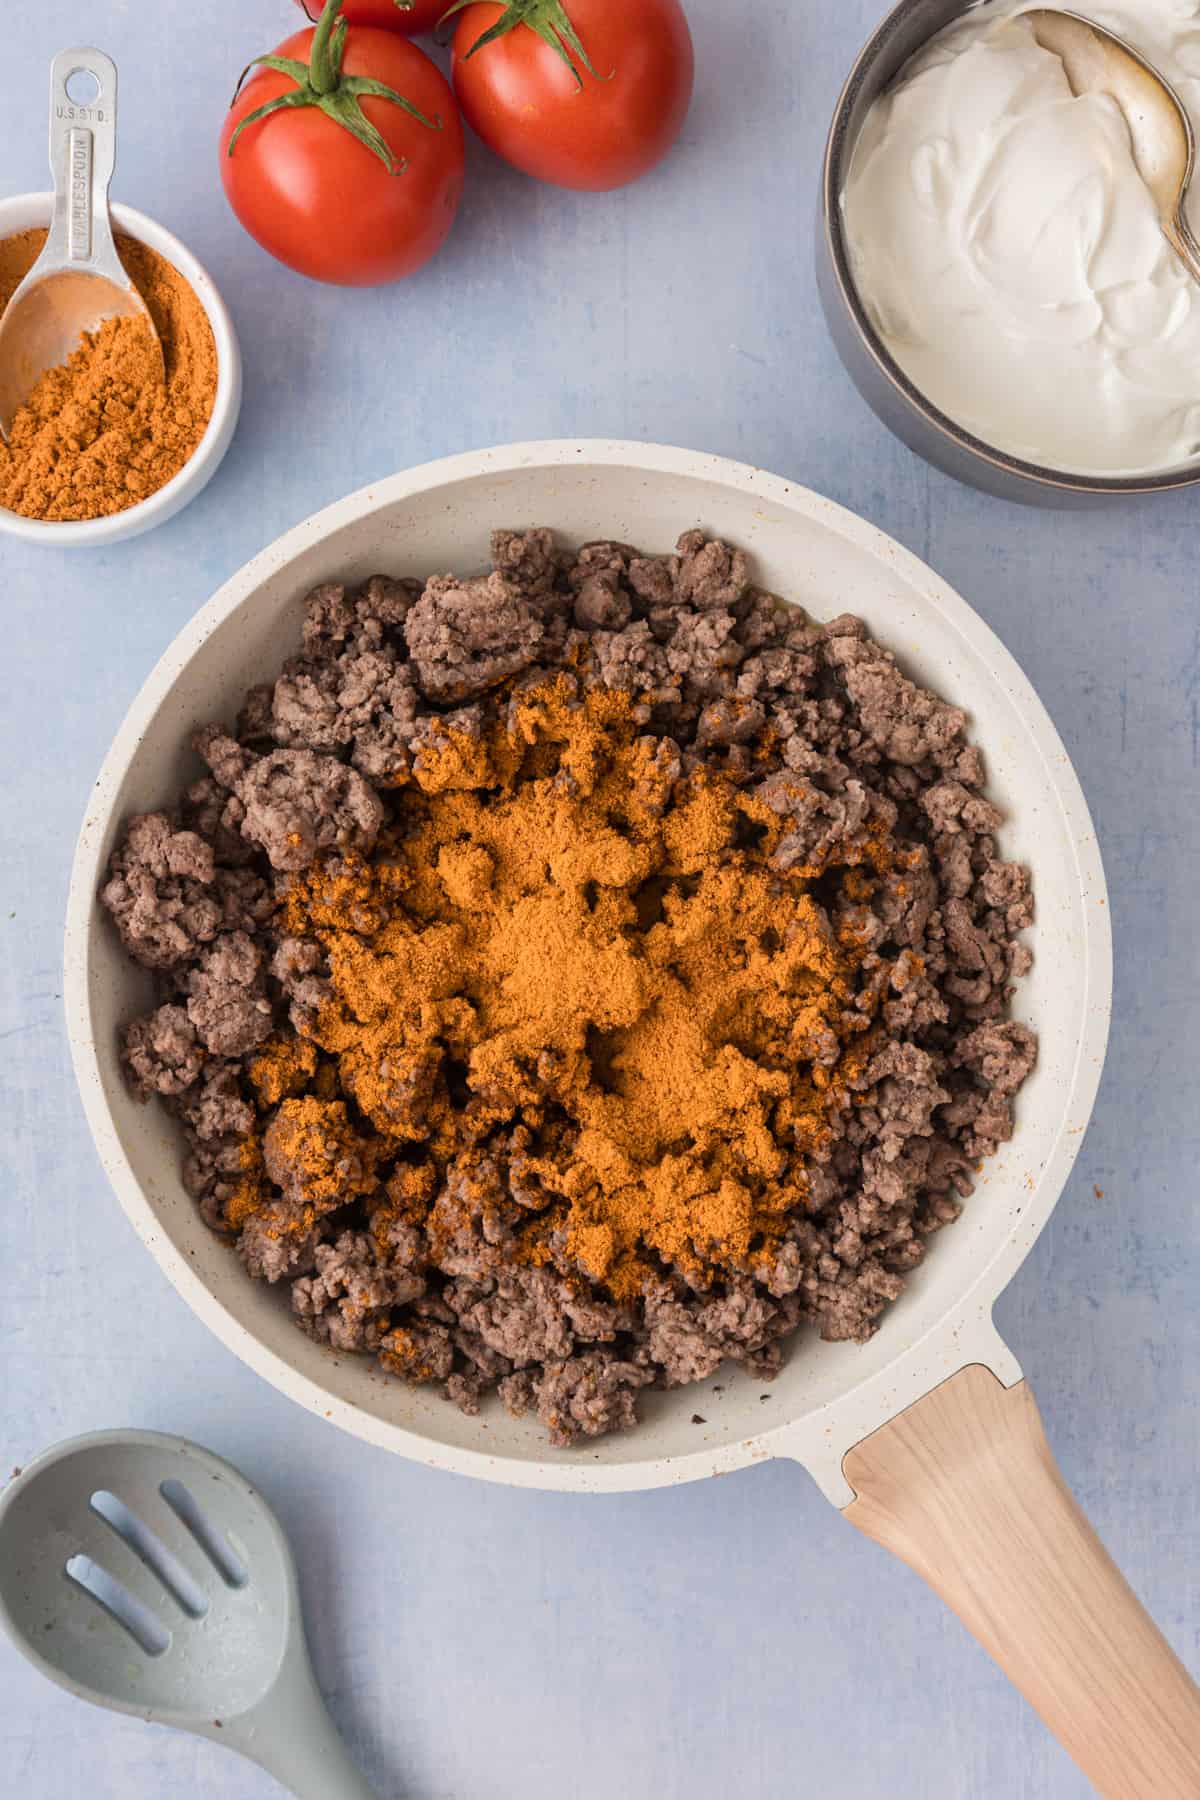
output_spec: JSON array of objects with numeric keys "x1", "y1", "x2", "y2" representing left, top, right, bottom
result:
[
  {"x1": 439, "y1": 0, "x2": 607, "y2": 88},
  {"x1": 227, "y1": 0, "x2": 441, "y2": 171},
  {"x1": 309, "y1": 0, "x2": 345, "y2": 93},
  {"x1": 301, "y1": 0, "x2": 415, "y2": 16}
]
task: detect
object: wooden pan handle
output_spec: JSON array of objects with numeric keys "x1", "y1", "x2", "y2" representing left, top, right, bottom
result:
[{"x1": 843, "y1": 1365, "x2": 1200, "y2": 1797}]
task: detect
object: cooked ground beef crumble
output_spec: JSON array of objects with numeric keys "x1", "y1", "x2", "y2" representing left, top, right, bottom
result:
[{"x1": 101, "y1": 529, "x2": 1035, "y2": 1445}]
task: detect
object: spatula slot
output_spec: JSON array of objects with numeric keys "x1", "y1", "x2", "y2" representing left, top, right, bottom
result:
[
  {"x1": 89, "y1": 1489, "x2": 209, "y2": 1619},
  {"x1": 64, "y1": 1553, "x2": 170, "y2": 1657},
  {"x1": 159, "y1": 1478, "x2": 249, "y2": 1589}
]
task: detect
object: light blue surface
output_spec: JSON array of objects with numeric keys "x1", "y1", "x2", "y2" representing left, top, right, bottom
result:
[{"x1": 1, "y1": 2, "x2": 1196, "y2": 1795}]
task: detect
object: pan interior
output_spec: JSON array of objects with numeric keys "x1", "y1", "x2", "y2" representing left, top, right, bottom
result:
[{"x1": 67, "y1": 446, "x2": 1109, "y2": 1489}]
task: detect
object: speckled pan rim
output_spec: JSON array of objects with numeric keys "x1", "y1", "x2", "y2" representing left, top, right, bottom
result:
[
  {"x1": 0, "y1": 194, "x2": 243, "y2": 546},
  {"x1": 822, "y1": 0, "x2": 1200, "y2": 497},
  {"x1": 63, "y1": 441, "x2": 1112, "y2": 1499}
]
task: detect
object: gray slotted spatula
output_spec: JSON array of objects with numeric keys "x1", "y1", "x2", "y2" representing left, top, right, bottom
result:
[{"x1": 0, "y1": 1430, "x2": 377, "y2": 1797}]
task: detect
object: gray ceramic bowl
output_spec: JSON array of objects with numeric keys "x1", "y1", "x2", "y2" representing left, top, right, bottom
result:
[{"x1": 818, "y1": 0, "x2": 1200, "y2": 506}]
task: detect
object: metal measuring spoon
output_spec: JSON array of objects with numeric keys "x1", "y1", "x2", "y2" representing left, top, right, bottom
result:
[
  {"x1": 0, "y1": 48, "x2": 164, "y2": 441},
  {"x1": 1025, "y1": 8, "x2": 1200, "y2": 284},
  {"x1": 0, "y1": 1430, "x2": 376, "y2": 1799}
]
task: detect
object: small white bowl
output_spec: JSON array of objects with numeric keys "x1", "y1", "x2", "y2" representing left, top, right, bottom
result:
[{"x1": 0, "y1": 193, "x2": 241, "y2": 547}]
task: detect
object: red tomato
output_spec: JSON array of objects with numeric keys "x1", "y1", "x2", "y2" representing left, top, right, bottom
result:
[
  {"x1": 292, "y1": 0, "x2": 445, "y2": 34},
  {"x1": 221, "y1": 24, "x2": 464, "y2": 286},
  {"x1": 449, "y1": 0, "x2": 693, "y2": 191}
]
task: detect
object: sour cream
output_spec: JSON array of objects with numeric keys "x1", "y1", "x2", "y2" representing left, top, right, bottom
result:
[{"x1": 842, "y1": 0, "x2": 1200, "y2": 475}]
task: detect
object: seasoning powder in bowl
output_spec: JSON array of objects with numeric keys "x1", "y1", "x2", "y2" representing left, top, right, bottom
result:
[
  {"x1": 841, "y1": 0, "x2": 1200, "y2": 478},
  {"x1": 0, "y1": 229, "x2": 218, "y2": 521}
]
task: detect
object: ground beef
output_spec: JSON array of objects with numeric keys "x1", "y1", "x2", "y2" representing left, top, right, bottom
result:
[
  {"x1": 292, "y1": 1230, "x2": 426, "y2": 1351},
  {"x1": 262, "y1": 1097, "x2": 379, "y2": 1210},
  {"x1": 100, "y1": 813, "x2": 218, "y2": 968},
  {"x1": 239, "y1": 1206, "x2": 328, "y2": 1284},
  {"x1": 101, "y1": 531, "x2": 1036, "y2": 1447},
  {"x1": 193, "y1": 730, "x2": 385, "y2": 872},
  {"x1": 501, "y1": 1352, "x2": 655, "y2": 1443},
  {"x1": 404, "y1": 572, "x2": 544, "y2": 700},
  {"x1": 186, "y1": 931, "x2": 273, "y2": 1057},
  {"x1": 270, "y1": 937, "x2": 332, "y2": 1036},
  {"x1": 122, "y1": 1004, "x2": 205, "y2": 1100}
]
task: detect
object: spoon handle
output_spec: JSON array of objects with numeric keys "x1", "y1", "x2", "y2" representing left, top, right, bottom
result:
[
  {"x1": 43, "y1": 48, "x2": 127, "y2": 288},
  {"x1": 218, "y1": 1642, "x2": 380, "y2": 1799},
  {"x1": 1165, "y1": 209, "x2": 1200, "y2": 287}
]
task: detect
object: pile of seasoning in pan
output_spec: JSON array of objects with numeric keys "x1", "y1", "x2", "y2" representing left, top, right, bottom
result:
[{"x1": 100, "y1": 527, "x2": 1037, "y2": 1446}]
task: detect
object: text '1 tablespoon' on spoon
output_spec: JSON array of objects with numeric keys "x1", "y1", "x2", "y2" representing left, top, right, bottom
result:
[
  {"x1": 0, "y1": 48, "x2": 164, "y2": 441},
  {"x1": 1024, "y1": 7, "x2": 1200, "y2": 284},
  {"x1": 0, "y1": 1431, "x2": 377, "y2": 1799}
]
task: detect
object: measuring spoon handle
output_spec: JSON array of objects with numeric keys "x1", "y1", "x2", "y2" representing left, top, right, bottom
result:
[{"x1": 44, "y1": 48, "x2": 126, "y2": 287}]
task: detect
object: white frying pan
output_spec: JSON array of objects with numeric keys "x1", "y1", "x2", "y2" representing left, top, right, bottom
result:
[{"x1": 64, "y1": 442, "x2": 1200, "y2": 1795}]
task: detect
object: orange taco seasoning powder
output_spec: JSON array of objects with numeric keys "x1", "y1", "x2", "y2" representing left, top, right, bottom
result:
[
  {"x1": 270, "y1": 676, "x2": 889, "y2": 1299},
  {"x1": 0, "y1": 228, "x2": 218, "y2": 521}
]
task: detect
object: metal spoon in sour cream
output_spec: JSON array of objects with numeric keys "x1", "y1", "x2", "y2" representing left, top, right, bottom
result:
[{"x1": 1026, "y1": 8, "x2": 1200, "y2": 286}]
